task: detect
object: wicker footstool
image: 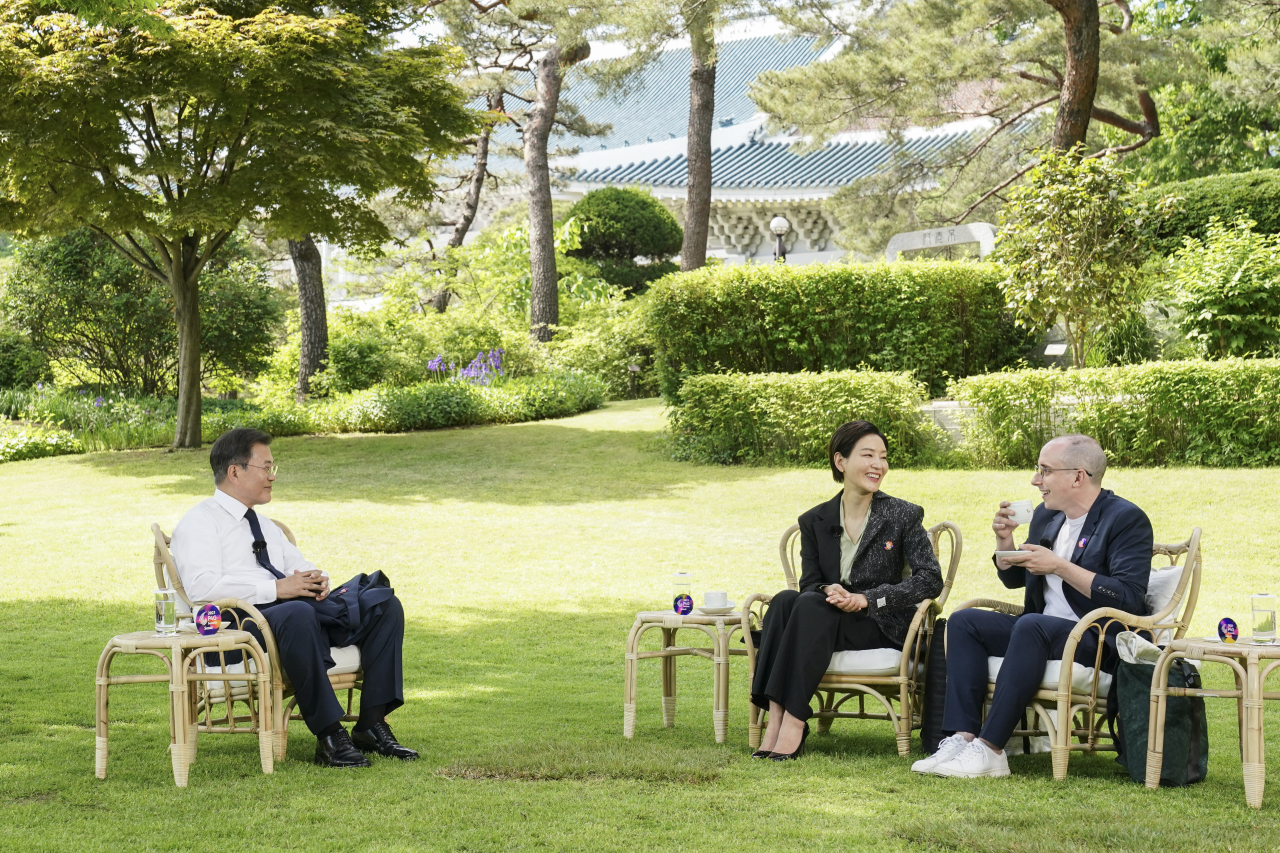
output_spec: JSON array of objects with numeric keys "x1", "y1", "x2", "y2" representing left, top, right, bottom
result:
[
  {"x1": 95, "y1": 629, "x2": 274, "y2": 787},
  {"x1": 623, "y1": 610, "x2": 746, "y2": 743}
]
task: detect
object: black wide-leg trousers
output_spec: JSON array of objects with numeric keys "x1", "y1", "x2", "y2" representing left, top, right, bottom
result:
[
  {"x1": 235, "y1": 595, "x2": 406, "y2": 735},
  {"x1": 750, "y1": 589, "x2": 895, "y2": 721}
]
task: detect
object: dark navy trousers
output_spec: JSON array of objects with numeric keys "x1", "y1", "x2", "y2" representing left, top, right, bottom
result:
[
  {"x1": 238, "y1": 595, "x2": 406, "y2": 735},
  {"x1": 942, "y1": 608, "x2": 1101, "y2": 747}
]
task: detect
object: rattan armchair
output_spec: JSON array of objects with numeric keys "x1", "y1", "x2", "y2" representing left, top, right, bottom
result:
[
  {"x1": 152, "y1": 522, "x2": 363, "y2": 761},
  {"x1": 741, "y1": 521, "x2": 963, "y2": 756},
  {"x1": 951, "y1": 527, "x2": 1202, "y2": 781}
]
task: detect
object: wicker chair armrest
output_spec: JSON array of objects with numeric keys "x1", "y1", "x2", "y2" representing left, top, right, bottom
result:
[
  {"x1": 210, "y1": 598, "x2": 284, "y2": 687},
  {"x1": 1066, "y1": 606, "x2": 1159, "y2": 642},
  {"x1": 953, "y1": 597, "x2": 1025, "y2": 616},
  {"x1": 898, "y1": 597, "x2": 939, "y2": 677},
  {"x1": 739, "y1": 592, "x2": 774, "y2": 649}
]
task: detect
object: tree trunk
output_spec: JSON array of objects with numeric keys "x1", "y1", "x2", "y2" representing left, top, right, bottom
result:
[
  {"x1": 525, "y1": 48, "x2": 566, "y2": 343},
  {"x1": 169, "y1": 240, "x2": 203, "y2": 449},
  {"x1": 682, "y1": 11, "x2": 717, "y2": 272},
  {"x1": 435, "y1": 93, "x2": 499, "y2": 313},
  {"x1": 289, "y1": 233, "x2": 328, "y2": 400},
  {"x1": 1047, "y1": 0, "x2": 1100, "y2": 150}
]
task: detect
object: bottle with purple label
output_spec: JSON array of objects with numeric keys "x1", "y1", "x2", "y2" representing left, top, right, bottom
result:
[{"x1": 672, "y1": 572, "x2": 693, "y2": 615}]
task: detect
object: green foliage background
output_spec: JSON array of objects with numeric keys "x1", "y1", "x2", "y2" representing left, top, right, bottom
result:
[
  {"x1": 648, "y1": 260, "x2": 1034, "y2": 400},
  {"x1": 1169, "y1": 219, "x2": 1280, "y2": 358},
  {"x1": 1141, "y1": 169, "x2": 1280, "y2": 255},
  {"x1": 0, "y1": 230, "x2": 284, "y2": 393}
]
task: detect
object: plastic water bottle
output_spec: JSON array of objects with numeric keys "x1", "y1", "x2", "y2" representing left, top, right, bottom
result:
[{"x1": 672, "y1": 572, "x2": 693, "y2": 614}]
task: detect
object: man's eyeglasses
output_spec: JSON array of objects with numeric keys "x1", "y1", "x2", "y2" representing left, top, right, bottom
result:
[
  {"x1": 240, "y1": 462, "x2": 279, "y2": 476},
  {"x1": 1032, "y1": 465, "x2": 1091, "y2": 478}
]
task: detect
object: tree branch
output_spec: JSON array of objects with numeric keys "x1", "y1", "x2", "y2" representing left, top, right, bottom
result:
[{"x1": 953, "y1": 159, "x2": 1039, "y2": 224}]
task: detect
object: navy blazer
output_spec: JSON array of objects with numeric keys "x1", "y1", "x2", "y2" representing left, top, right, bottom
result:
[
  {"x1": 797, "y1": 491, "x2": 943, "y2": 646},
  {"x1": 997, "y1": 489, "x2": 1153, "y2": 619}
]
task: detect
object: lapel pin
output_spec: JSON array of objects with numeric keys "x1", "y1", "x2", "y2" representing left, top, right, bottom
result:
[
  {"x1": 1077, "y1": 536, "x2": 1089, "y2": 549},
  {"x1": 884, "y1": 541, "x2": 894, "y2": 550}
]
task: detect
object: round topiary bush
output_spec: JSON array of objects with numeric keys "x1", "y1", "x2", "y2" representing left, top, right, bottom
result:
[{"x1": 566, "y1": 188, "x2": 683, "y2": 262}]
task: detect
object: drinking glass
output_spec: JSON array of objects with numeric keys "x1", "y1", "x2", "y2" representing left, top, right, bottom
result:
[
  {"x1": 154, "y1": 588, "x2": 178, "y2": 636},
  {"x1": 1251, "y1": 592, "x2": 1277, "y2": 644}
]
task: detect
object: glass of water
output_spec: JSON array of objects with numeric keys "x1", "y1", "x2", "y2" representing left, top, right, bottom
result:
[
  {"x1": 1251, "y1": 592, "x2": 1277, "y2": 644},
  {"x1": 154, "y1": 588, "x2": 178, "y2": 636}
]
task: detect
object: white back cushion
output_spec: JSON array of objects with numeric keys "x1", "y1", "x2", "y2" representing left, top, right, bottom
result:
[{"x1": 1146, "y1": 564, "x2": 1185, "y2": 618}]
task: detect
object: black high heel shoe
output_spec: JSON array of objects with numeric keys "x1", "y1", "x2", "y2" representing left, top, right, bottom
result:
[
  {"x1": 750, "y1": 748, "x2": 772, "y2": 758},
  {"x1": 768, "y1": 721, "x2": 810, "y2": 761}
]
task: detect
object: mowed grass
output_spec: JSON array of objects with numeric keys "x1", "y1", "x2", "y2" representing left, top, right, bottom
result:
[{"x1": 2, "y1": 398, "x2": 1279, "y2": 852}]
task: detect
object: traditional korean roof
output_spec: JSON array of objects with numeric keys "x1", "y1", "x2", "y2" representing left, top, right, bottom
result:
[
  {"x1": 482, "y1": 23, "x2": 981, "y2": 198},
  {"x1": 571, "y1": 128, "x2": 974, "y2": 190}
]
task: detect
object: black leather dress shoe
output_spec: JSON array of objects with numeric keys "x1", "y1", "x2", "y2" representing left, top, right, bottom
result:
[
  {"x1": 315, "y1": 728, "x2": 371, "y2": 768},
  {"x1": 352, "y1": 722, "x2": 419, "y2": 760}
]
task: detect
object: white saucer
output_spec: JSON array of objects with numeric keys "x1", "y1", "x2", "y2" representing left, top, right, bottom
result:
[{"x1": 696, "y1": 603, "x2": 736, "y2": 615}]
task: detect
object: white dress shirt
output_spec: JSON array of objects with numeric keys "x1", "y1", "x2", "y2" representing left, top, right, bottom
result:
[
  {"x1": 1043, "y1": 513, "x2": 1088, "y2": 622},
  {"x1": 170, "y1": 488, "x2": 324, "y2": 606}
]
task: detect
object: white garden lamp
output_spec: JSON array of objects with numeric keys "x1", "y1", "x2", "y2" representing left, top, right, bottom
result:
[{"x1": 770, "y1": 215, "x2": 790, "y2": 263}]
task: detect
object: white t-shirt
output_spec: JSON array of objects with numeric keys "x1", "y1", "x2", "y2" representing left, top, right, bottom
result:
[{"x1": 1042, "y1": 513, "x2": 1088, "y2": 621}]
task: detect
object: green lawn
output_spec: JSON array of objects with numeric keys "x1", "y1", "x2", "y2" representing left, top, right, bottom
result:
[{"x1": 2, "y1": 398, "x2": 1278, "y2": 851}]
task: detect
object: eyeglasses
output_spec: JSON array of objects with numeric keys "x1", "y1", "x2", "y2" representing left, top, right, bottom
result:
[
  {"x1": 239, "y1": 462, "x2": 278, "y2": 476},
  {"x1": 1032, "y1": 465, "x2": 1091, "y2": 478}
]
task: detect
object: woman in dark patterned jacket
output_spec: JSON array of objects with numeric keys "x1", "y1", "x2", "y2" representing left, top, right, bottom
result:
[{"x1": 750, "y1": 420, "x2": 944, "y2": 760}]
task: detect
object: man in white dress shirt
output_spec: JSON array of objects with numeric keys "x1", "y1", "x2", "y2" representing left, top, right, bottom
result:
[
  {"x1": 911, "y1": 434, "x2": 1153, "y2": 779},
  {"x1": 171, "y1": 428, "x2": 416, "y2": 767}
]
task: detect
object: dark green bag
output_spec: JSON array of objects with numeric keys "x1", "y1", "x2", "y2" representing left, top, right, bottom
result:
[{"x1": 1108, "y1": 657, "x2": 1208, "y2": 786}]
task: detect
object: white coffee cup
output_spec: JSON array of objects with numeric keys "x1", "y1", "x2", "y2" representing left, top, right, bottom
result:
[
  {"x1": 1007, "y1": 500, "x2": 1034, "y2": 526},
  {"x1": 704, "y1": 590, "x2": 729, "y2": 609}
]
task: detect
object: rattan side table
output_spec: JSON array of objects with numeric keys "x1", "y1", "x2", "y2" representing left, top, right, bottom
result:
[
  {"x1": 95, "y1": 629, "x2": 274, "y2": 787},
  {"x1": 623, "y1": 610, "x2": 746, "y2": 743},
  {"x1": 1146, "y1": 636, "x2": 1280, "y2": 808}
]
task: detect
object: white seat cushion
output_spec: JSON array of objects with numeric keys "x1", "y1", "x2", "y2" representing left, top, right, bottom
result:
[
  {"x1": 987, "y1": 656, "x2": 1112, "y2": 695},
  {"x1": 327, "y1": 645, "x2": 362, "y2": 675},
  {"x1": 827, "y1": 647, "x2": 904, "y2": 676},
  {"x1": 203, "y1": 645, "x2": 361, "y2": 692}
]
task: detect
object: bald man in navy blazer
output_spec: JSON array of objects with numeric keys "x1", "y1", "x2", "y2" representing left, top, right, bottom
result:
[{"x1": 914, "y1": 434, "x2": 1153, "y2": 779}]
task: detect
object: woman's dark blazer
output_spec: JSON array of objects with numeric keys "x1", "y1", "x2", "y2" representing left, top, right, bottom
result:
[{"x1": 796, "y1": 491, "x2": 944, "y2": 647}]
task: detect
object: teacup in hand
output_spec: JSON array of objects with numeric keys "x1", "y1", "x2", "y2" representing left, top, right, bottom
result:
[
  {"x1": 704, "y1": 590, "x2": 729, "y2": 609},
  {"x1": 1007, "y1": 500, "x2": 1034, "y2": 526}
]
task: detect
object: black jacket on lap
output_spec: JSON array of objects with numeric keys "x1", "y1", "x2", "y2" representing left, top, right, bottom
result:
[{"x1": 797, "y1": 491, "x2": 944, "y2": 647}]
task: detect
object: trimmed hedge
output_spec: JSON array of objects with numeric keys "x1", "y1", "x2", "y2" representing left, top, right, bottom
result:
[
  {"x1": 648, "y1": 261, "x2": 1034, "y2": 399},
  {"x1": 949, "y1": 360, "x2": 1280, "y2": 467},
  {"x1": 1142, "y1": 170, "x2": 1280, "y2": 256},
  {"x1": 667, "y1": 370, "x2": 938, "y2": 466}
]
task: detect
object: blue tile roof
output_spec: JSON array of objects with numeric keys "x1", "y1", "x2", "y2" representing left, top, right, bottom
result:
[
  {"x1": 491, "y1": 34, "x2": 825, "y2": 152},
  {"x1": 572, "y1": 130, "x2": 974, "y2": 189}
]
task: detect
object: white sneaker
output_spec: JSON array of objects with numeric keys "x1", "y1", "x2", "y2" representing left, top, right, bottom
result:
[
  {"x1": 931, "y1": 739, "x2": 1010, "y2": 778},
  {"x1": 911, "y1": 733, "x2": 969, "y2": 774}
]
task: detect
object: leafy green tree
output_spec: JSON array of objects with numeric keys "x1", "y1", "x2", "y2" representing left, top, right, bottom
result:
[
  {"x1": 1, "y1": 231, "x2": 285, "y2": 393},
  {"x1": 751, "y1": 0, "x2": 1220, "y2": 247},
  {"x1": 1171, "y1": 219, "x2": 1280, "y2": 358},
  {"x1": 993, "y1": 148, "x2": 1171, "y2": 368},
  {"x1": 0, "y1": 2, "x2": 476, "y2": 446},
  {"x1": 1112, "y1": 84, "x2": 1280, "y2": 184},
  {"x1": 0, "y1": 327, "x2": 50, "y2": 388}
]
